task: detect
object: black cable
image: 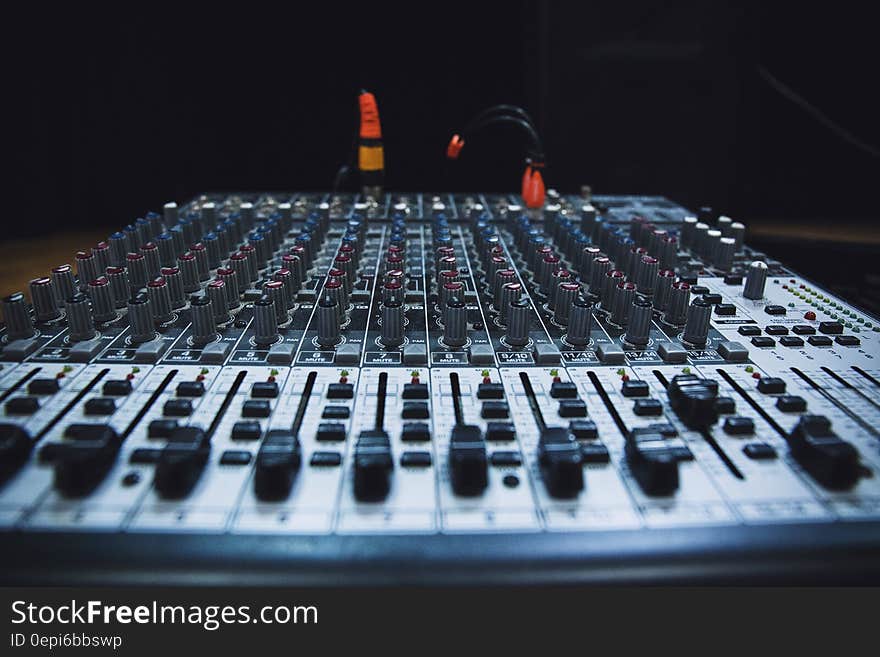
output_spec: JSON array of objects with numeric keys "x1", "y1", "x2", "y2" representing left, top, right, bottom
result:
[
  {"x1": 463, "y1": 105, "x2": 536, "y2": 135},
  {"x1": 758, "y1": 65, "x2": 880, "y2": 159},
  {"x1": 464, "y1": 115, "x2": 545, "y2": 160}
]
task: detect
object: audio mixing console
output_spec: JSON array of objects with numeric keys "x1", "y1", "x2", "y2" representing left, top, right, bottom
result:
[{"x1": 1, "y1": 190, "x2": 879, "y2": 584}]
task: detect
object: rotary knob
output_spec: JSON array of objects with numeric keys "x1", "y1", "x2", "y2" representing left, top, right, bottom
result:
[
  {"x1": 51, "y1": 265, "x2": 77, "y2": 304},
  {"x1": 161, "y1": 267, "x2": 186, "y2": 309},
  {"x1": 553, "y1": 282, "x2": 580, "y2": 325},
  {"x1": 610, "y1": 281, "x2": 636, "y2": 326},
  {"x1": 2, "y1": 293, "x2": 36, "y2": 340},
  {"x1": 88, "y1": 277, "x2": 117, "y2": 323},
  {"x1": 29, "y1": 277, "x2": 61, "y2": 322},
  {"x1": 600, "y1": 269, "x2": 625, "y2": 312},
  {"x1": 147, "y1": 277, "x2": 173, "y2": 324},
  {"x1": 626, "y1": 295, "x2": 653, "y2": 347},
  {"x1": 442, "y1": 298, "x2": 468, "y2": 348},
  {"x1": 253, "y1": 295, "x2": 279, "y2": 346},
  {"x1": 316, "y1": 294, "x2": 341, "y2": 347},
  {"x1": 190, "y1": 297, "x2": 217, "y2": 346},
  {"x1": 383, "y1": 280, "x2": 404, "y2": 306},
  {"x1": 505, "y1": 297, "x2": 531, "y2": 347},
  {"x1": 63, "y1": 293, "x2": 95, "y2": 342},
  {"x1": 635, "y1": 256, "x2": 659, "y2": 296},
  {"x1": 681, "y1": 296, "x2": 713, "y2": 347},
  {"x1": 75, "y1": 250, "x2": 98, "y2": 292},
  {"x1": 380, "y1": 300, "x2": 405, "y2": 348},
  {"x1": 714, "y1": 237, "x2": 736, "y2": 272},
  {"x1": 263, "y1": 280, "x2": 288, "y2": 325},
  {"x1": 664, "y1": 281, "x2": 691, "y2": 326},
  {"x1": 743, "y1": 261, "x2": 768, "y2": 300},
  {"x1": 127, "y1": 294, "x2": 155, "y2": 344},
  {"x1": 206, "y1": 280, "x2": 231, "y2": 324},
  {"x1": 216, "y1": 268, "x2": 240, "y2": 309},
  {"x1": 106, "y1": 267, "x2": 130, "y2": 308},
  {"x1": 566, "y1": 297, "x2": 593, "y2": 346},
  {"x1": 126, "y1": 252, "x2": 149, "y2": 291}
]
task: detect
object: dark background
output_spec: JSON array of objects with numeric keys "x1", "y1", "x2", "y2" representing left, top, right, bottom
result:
[{"x1": 6, "y1": 2, "x2": 879, "y2": 236}]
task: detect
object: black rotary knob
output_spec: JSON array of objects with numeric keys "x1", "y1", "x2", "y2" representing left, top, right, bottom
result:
[
  {"x1": 566, "y1": 297, "x2": 593, "y2": 346},
  {"x1": 88, "y1": 277, "x2": 117, "y2": 323},
  {"x1": 161, "y1": 267, "x2": 186, "y2": 309},
  {"x1": 743, "y1": 261, "x2": 768, "y2": 300},
  {"x1": 2, "y1": 293, "x2": 36, "y2": 341},
  {"x1": 316, "y1": 295, "x2": 341, "y2": 347},
  {"x1": 106, "y1": 267, "x2": 130, "y2": 308},
  {"x1": 263, "y1": 280, "x2": 288, "y2": 325},
  {"x1": 50, "y1": 264, "x2": 77, "y2": 304},
  {"x1": 65, "y1": 293, "x2": 96, "y2": 342},
  {"x1": 505, "y1": 297, "x2": 530, "y2": 347},
  {"x1": 29, "y1": 277, "x2": 60, "y2": 322},
  {"x1": 554, "y1": 282, "x2": 580, "y2": 326},
  {"x1": 206, "y1": 280, "x2": 230, "y2": 324},
  {"x1": 190, "y1": 297, "x2": 217, "y2": 346},
  {"x1": 681, "y1": 296, "x2": 712, "y2": 347},
  {"x1": 147, "y1": 277, "x2": 174, "y2": 324},
  {"x1": 127, "y1": 294, "x2": 155, "y2": 344},
  {"x1": 626, "y1": 295, "x2": 653, "y2": 347},
  {"x1": 380, "y1": 299, "x2": 405, "y2": 348},
  {"x1": 664, "y1": 281, "x2": 690, "y2": 326},
  {"x1": 442, "y1": 298, "x2": 467, "y2": 348},
  {"x1": 610, "y1": 281, "x2": 636, "y2": 326},
  {"x1": 253, "y1": 295, "x2": 279, "y2": 346}
]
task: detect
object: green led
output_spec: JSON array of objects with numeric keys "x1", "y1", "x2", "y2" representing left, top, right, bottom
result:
[
  {"x1": 853, "y1": 327, "x2": 860, "y2": 333},
  {"x1": 830, "y1": 313, "x2": 838, "y2": 319},
  {"x1": 270, "y1": 369, "x2": 279, "y2": 376},
  {"x1": 857, "y1": 317, "x2": 865, "y2": 323},
  {"x1": 845, "y1": 322, "x2": 853, "y2": 328},
  {"x1": 549, "y1": 369, "x2": 559, "y2": 377},
  {"x1": 200, "y1": 368, "x2": 209, "y2": 375},
  {"x1": 788, "y1": 302, "x2": 795, "y2": 307},
  {"x1": 745, "y1": 365, "x2": 754, "y2": 373},
  {"x1": 810, "y1": 301, "x2": 817, "y2": 307},
  {"x1": 62, "y1": 365, "x2": 73, "y2": 373},
  {"x1": 873, "y1": 327, "x2": 880, "y2": 333},
  {"x1": 481, "y1": 369, "x2": 490, "y2": 377},
  {"x1": 682, "y1": 367, "x2": 691, "y2": 374},
  {"x1": 131, "y1": 367, "x2": 141, "y2": 373},
  {"x1": 410, "y1": 370, "x2": 420, "y2": 377},
  {"x1": 616, "y1": 368, "x2": 626, "y2": 376},
  {"x1": 866, "y1": 323, "x2": 873, "y2": 328}
]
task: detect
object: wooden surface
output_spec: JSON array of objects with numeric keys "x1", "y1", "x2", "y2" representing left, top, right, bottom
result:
[
  {"x1": 0, "y1": 221, "x2": 876, "y2": 299},
  {"x1": 0, "y1": 229, "x2": 111, "y2": 298}
]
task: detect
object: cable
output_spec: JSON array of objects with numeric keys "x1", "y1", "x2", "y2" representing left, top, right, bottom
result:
[{"x1": 758, "y1": 65, "x2": 880, "y2": 159}]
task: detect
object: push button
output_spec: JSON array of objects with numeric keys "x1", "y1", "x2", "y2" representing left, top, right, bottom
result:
[
  {"x1": 776, "y1": 395, "x2": 807, "y2": 412},
  {"x1": 621, "y1": 380, "x2": 649, "y2": 397},
  {"x1": 569, "y1": 420, "x2": 598, "y2": 440},
  {"x1": 401, "y1": 422, "x2": 431, "y2": 442},
  {"x1": 481, "y1": 401, "x2": 510, "y2": 419},
  {"x1": 84, "y1": 397, "x2": 116, "y2": 416},
  {"x1": 477, "y1": 382, "x2": 505, "y2": 399},
  {"x1": 28, "y1": 378, "x2": 60, "y2": 395},
  {"x1": 327, "y1": 383, "x2": 354, "y2": 399},
  {"x1": 779, "y1": 336, "x2": 805, "y2": 347},
  {"x1": 757, "y1": 377, "x2": 786, "y2": 394},
  {"x1": 163, "y1": 399, "x2": 193, "y2": 417},
  {"x1": 231, "y1": 421, "x2": 261, "y2": 441},
  {"x1": 558, "y1": 399, "x2": 588, "y2": 417},
  {"x1": 485, "y1": 422, "x2": 516, "y2": 441},
  {"x1": 402, "y1": 402, "x2": 429, "y2": 419},
  {"x1": 737, "y1": 325, "x2": 761, "y2": 337},
  {"x1": 241, "y1": 400, "x2": 271, "y2": 418},
  {"x1": 402, "y1": 383, "x2": 429, "y2": 399},
  {"x1": 818, "y1": 321, "x2": 844, "y2": 335},
  {"x1": 723, "y1": 416, "x2": 754, "y2": 435},
  {"x1": 5, "y1": 397, "x2": 39, "y2": 415},
  {"x1": 549, "y1": 381, "x2": 578, "y2": 398},
  {"x1": 316, "y1": 423, "x2": 346, "y2": 441},
  {"x1": 808, "y1": 335, "x2": 832, "y2": 346},
  {"x1": 633, "y1": 398, "x2": 663, "y2": 416}
]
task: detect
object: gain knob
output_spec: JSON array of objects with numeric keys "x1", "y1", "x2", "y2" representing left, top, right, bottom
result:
[
  {"x1": 653, "y1": 269, "x2": 675, "y2": 311},
  {"x1": 253, "y1": 295, "x2": 279, "y2": 346},
  {"x1": 29, "y1": 278, "x2": 60, "y2": 321},
  {"x1": 681, "y1": 296, "x2": 713, "y2": 347},
  {"x1": 380, "y1": 300, "x2": 405, "y2": 348},
  {"x1": 216, "y1": 268, "x2": 241, "y2": 309},
  {"x1": 498, "y1": 282, "x2": 522, "y2": 325},
  {"x1": 316, "y1": 294, "x2": 341, "y2": 347},
  {"x1": 190, "y1": 297, "x2": 217, "y2": 346},
  {"x1": 566, "y1": 297, "x2": 593, "y2": 346},
  {"x1": 442, "y1": 297, "x2": 468, "y2": 348},
  {"x1": 635, "y1": 256, "x2": 659, "y2": 296},
  {"x1": 126, "y1": 253, "x2": 149, "y2": 291},
  {"x1": 64, "y1": 293, "x2": 95, "y2": 342},
  {"x1": 588, "y1": 256, "x2": 611, "y2": 297},
  {"x1": 2, "y1": 293, "x2": 36, "y2": 340},
  {"x1": 743, "y1": 260, "x2": 768, "y2": 300},
  {"x1": 625, "y1": 295, "x2": 653, "y2": 347},
  {"x1": 714, "y1": 237, "x2": 736, "y2": 272},
  {"x1": 75, "y1": 250, "x2": 98, "y2": 292},
  {"x1": 600, "y1": 269, "x2": 625, "y2": 312},
  {"x1": 88, "y1": 277, "x2": 117, "y2": 323},
  {"x1": 505, "y1": 297, "x2": 530, "y2": 348}
]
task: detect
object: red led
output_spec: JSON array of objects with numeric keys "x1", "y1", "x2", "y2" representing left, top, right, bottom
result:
[
  {"x1": 553, "y1": 376, "x2": 562, "y2": 383},
  {"x1": 621, "y1": 374, "x2": 630, "y2": 382},
  {"x1": 782, "y1": 285, "x2": 788, "y2": 290},
  {"x1": 56, "y1": 372, "x2": 65, "y2": 379},
  {"x1": 267, "y1": 376, "x2": 276, "y2": 383},
  {"x1": 196, "y1": 374, "x2": 205, "y2": 381},
  {"x1": 799, "y1": 284, "x2": 805, "y2": 289},
  {"x1": 752, "y1": 372, "x2": 761, "y2": 379},
  {"x1": 411, "y1": 377, "x2": 420, "y2": 384},
  {"x1": 482, "y1": 376, "x2": 491, "y2": 384},
  {"x1": 126, "y1": 373, "x2": 135, "y2": 380},
  {"x1": 804, "y1": 311, "x2": 816, "y2": 321},
  {"x1": 339, "y1": 376, "x2": 348, "y2": 384}
]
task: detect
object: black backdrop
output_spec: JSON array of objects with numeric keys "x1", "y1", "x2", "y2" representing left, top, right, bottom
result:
[{"x1": 7, "y1": 2, "x2": 879, "y2": 237}]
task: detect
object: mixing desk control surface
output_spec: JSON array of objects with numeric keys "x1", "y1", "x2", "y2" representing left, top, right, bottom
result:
[{"x1": 1, "y1": 191, "x2": 878, "y2": 584}]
